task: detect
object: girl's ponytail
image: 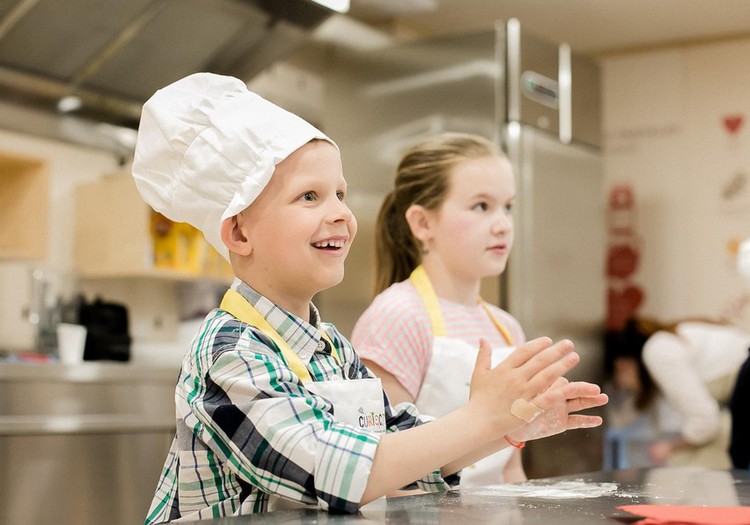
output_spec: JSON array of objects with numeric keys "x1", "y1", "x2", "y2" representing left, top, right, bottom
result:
[{"x1": 374, "y1": 190, "x2": 420, "y2": 294}]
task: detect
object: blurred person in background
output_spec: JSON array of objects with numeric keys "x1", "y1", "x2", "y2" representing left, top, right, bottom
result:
[
  {"x1": 730, "y1": 237, "x2": 750, "y2": 469},
  {"x1": 605, "y1": 317, "x2": 750, "y2": 469},
  {"x1": 730, "y1": 354, "x2": 750, "y2": 469}
]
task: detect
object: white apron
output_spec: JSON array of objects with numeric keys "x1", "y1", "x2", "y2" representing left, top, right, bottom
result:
[
  {"x1": 410, "y1": 266, "x2": 517, "y2": 487},
  {"x1": 221, "y1": 289, "x2": 386, "y2": 433},
  {"x1": 220, "y1": 289, "x2": 387, "y2": 509}
]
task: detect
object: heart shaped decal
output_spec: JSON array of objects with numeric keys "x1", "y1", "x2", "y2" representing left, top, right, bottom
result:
[
  {"x1": 723, "y1": 114, "x2": 744, "y2": 135},
  {"x1": 607, "y1": 285, "x2": 645, "y2": 330},
  {"x1": 607, "y1": 244, "x2": 639, "y2": 279}
]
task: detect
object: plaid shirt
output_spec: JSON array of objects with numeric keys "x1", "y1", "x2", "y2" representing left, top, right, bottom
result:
[{"x1": 145, "y1": 281, "x2": 457, "y2": 524}]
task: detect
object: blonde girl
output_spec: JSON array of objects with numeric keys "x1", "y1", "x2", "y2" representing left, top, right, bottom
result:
[{"x1": 353, "y1": 132, "x2": 527, "y2": 486}]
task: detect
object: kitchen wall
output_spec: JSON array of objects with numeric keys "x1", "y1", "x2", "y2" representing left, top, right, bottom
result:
[
  {"x1": 0, "y1": 130, "x2": 118, "y2": 350},
  {"x1": 4, "y1": 34, "x2": 750, "y2": 358},
  {"x1": 602, "y1": 37, "x2": 750, "y2": 331},
  {"x1": 0, "y1": 58, "x2": 326, "y2": 363},
  {"x1": 271, "y1": 36, "x2": 750, "y2": 338},
  {"x1": 0, "y1": 129, "x2": 185, "y2": 364}
]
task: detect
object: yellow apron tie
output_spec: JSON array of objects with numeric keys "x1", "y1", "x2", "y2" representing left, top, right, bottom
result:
[
  {"x1": 220, "y1": 289, "x2": 340, "y2": 383},
  {"x1": 409, "y1": 265, "x2": 514, "y2": 345}
]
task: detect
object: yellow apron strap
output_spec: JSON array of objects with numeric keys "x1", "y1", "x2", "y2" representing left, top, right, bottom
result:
[
  {"x1": 220, "y1": 289, "x2": 340, "y2": 383},
  {"x1": 320, "y1": 332, "x2": 340, "y2": 365},
  {"x1": 409, "y1": 266, "x2": 446, "y2": 337},
  {"x1": 409, "y1": 265, "x2": 514, "y2": 345},
  {"x1": 480, "y1": 302, "x2": 514, "y2": 346}
]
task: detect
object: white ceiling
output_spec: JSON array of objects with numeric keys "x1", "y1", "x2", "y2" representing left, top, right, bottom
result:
[{"x1": 347, "y1": 0, "x2": 750, "y2": 55}]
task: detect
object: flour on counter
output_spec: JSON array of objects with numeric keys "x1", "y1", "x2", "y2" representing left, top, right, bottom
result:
[{"x1": 470, "y1": 480, "x2": 620, "y2": 499}]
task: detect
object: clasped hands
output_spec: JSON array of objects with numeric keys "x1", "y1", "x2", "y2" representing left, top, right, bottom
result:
[{"x1": 469, "y1": 337, "x2": 609, "y2": 444}]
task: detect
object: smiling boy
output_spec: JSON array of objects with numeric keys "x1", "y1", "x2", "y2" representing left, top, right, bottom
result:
[
  {"x1": 223, "y1": 139, "x2": 355, "y2": 317},
  {"x1": 133, "y1": 73, "x2": 608, "y2": 524}
]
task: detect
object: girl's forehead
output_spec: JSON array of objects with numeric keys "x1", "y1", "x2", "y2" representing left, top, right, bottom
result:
[{"x1": 448, "y1": 155, "x2": 515, "y2": 191}]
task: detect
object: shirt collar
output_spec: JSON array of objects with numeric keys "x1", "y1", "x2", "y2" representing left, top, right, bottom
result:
[{"x1": 232, "y1": 279, "x2": 324, "y2": 364}]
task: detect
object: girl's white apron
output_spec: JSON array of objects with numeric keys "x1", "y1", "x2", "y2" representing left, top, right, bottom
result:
[{"x1": 410, "y1": 266, "x2": 517, "y2": 487}]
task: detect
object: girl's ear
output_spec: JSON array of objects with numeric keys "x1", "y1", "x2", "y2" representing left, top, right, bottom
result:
[
  {"x1": 405, "y1": 204, "x2": 433, "y2": 244},
  {"x1": 220, "y1": 213, "x2": 253, "y2": 256}
]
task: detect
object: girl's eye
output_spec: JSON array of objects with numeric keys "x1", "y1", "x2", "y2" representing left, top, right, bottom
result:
[
  {"x1": 504, "y1": 202, "x2": 513, "y2": 213},
  {"x1": 301, "y1": 191, "x2": 316, "y2": 202},
  {"x1": 473, "y1": 202, "x2": 489, "y2": 212},
  {"x1": 336, "y1": 191, "x2": 345, "y2": 201}
]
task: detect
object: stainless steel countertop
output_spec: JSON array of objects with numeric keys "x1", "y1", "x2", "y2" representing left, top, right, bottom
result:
[
  {"x1": 0, "y1": 360, "x2": 178, "y2": 383},
  {"x1": 178, "y1": 467, "x2": 750, "y2": 524},
  {"x1": 0, "y1": 360, "x2": 178, "y2": 434}
]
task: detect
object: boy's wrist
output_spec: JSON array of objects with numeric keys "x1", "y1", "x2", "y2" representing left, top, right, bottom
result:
[
  {"x1": 505, "y1": 427, "x2": 528, "y2": 444},
  {"x1": 463, "y1": 401, "x2": 520, "y2": 445},
  {"x1": 504, "y1": 435, "x2": 526, "y2": 449},
  {"x1": 457, "y1": 403, "x2": 502, "y2": 446}
]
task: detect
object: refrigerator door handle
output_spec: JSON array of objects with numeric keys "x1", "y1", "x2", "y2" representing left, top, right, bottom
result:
[
  {"x1": 558, "y1": 43, "x2": 572, "y2": 144},
  {"x1": 506, "y1": 18, "x2": 521, "y2": 123}
]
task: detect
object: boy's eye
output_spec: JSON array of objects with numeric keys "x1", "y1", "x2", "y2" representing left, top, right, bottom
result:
[
  {"x1": 473, "y1": 202, "x2": 489, "y2": 211},
  {"x1": 336, "y1": 191, "x2": 345, "y2": 201},
  {"x1": 504, "y1": 202, "x2": 513, "y2": 213},
  {"x1": 301, "y1": 191, "x2": 316, "y2": 202}
]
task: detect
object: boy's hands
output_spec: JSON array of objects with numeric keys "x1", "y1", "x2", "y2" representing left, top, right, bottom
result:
[
  {"x1": 507, "y1": 376, "x2": 608, "y2": 442},
  {"x1": 468, "y1": 337, "x2": 608, "y2": 442}
]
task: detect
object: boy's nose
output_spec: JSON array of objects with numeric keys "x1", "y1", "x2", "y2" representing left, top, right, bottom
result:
[{"x1": 329, "y1": 199, "x2": 354, "y2": 223}]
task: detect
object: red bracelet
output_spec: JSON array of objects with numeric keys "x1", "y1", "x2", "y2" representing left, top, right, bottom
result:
[{"x1": 504, "y1": 435, "x2": 526, "y2": 449}]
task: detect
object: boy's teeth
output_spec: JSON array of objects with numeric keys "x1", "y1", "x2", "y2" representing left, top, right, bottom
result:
[{"x1": 314, "y1": 240, "x2": 344, "y2": 248}]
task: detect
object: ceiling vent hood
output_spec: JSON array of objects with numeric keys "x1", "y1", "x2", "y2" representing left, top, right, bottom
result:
[{"x1": 0, "y1": 0, "x2": 340, "y2": 152}]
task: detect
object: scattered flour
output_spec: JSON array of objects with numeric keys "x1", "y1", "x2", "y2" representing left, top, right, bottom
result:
[{"x1": 470, "y1": 480, "x2": 620, "y2": 499}]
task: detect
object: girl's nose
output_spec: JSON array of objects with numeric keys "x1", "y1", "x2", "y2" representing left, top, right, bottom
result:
[{"x1": 493, "y1": 210, "x2": 513, "y2": 233}]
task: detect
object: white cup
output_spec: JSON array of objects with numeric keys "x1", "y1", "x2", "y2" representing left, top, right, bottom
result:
[{"x1": 56, "y1": 323, "x2": 87, "y2": 365}]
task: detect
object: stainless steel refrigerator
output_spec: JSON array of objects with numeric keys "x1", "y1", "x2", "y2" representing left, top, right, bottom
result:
[{"x1": 318, "y1": 20, "x2": 605, "y2": 476}]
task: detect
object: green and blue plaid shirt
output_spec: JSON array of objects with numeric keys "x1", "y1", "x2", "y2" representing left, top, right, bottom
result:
[{"x1": 145, "y1": 282, "x2": 456, "y2": 524}]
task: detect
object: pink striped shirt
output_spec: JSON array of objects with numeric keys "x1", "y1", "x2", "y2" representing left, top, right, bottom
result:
[{"x1": 351, "y1": 280, "x2": 525, "y2": 399}]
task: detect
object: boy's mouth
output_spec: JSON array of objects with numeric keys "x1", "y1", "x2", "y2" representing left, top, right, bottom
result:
[{"x1": 312, "y1": 239, "x2": 346, "y2": 250}]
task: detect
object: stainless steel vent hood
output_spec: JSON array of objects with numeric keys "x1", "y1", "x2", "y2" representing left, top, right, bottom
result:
[{"x1": 0, "y1": 0, "x2": 338, "y2": 152}]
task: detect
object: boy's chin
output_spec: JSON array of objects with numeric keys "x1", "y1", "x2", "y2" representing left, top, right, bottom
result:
[{"x1": 316, "y1": 269, "x2": 346, "y2": 292}]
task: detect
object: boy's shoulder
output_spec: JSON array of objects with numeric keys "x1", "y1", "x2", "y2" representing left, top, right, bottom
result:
[{"x1": 188, "y1": 308, "x2": 281, "y2": 362}]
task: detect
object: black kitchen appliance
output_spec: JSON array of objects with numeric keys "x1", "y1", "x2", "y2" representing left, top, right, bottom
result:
[{"x1": 78, "y1": 297, "x2": 131, "y2": 361}]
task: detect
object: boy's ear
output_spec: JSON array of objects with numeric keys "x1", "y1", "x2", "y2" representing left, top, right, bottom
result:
[
  {"x1": 404, "y1": 204, "x2": 433, "y2": 244},
  {"x1": 220, "y1": 214, "x2": 253, "y2": 256}
]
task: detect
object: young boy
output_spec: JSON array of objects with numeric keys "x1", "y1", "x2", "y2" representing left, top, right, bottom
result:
[{"x1": 133, "y1": 72, "x2": 608, "y2": 524}]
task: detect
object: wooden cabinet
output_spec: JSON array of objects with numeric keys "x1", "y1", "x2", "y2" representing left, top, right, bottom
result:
[
  {"x1": 74, "y1": 173, "x2": 232, "y2": 282},
  {"x1": 0, "y1": 151, "x2": 48, "y2": 260}
]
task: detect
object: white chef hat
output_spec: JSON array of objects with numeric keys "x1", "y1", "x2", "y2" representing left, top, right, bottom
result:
[{"x1": 131, "y1": 72, "x2": 334, "y2": 261}]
